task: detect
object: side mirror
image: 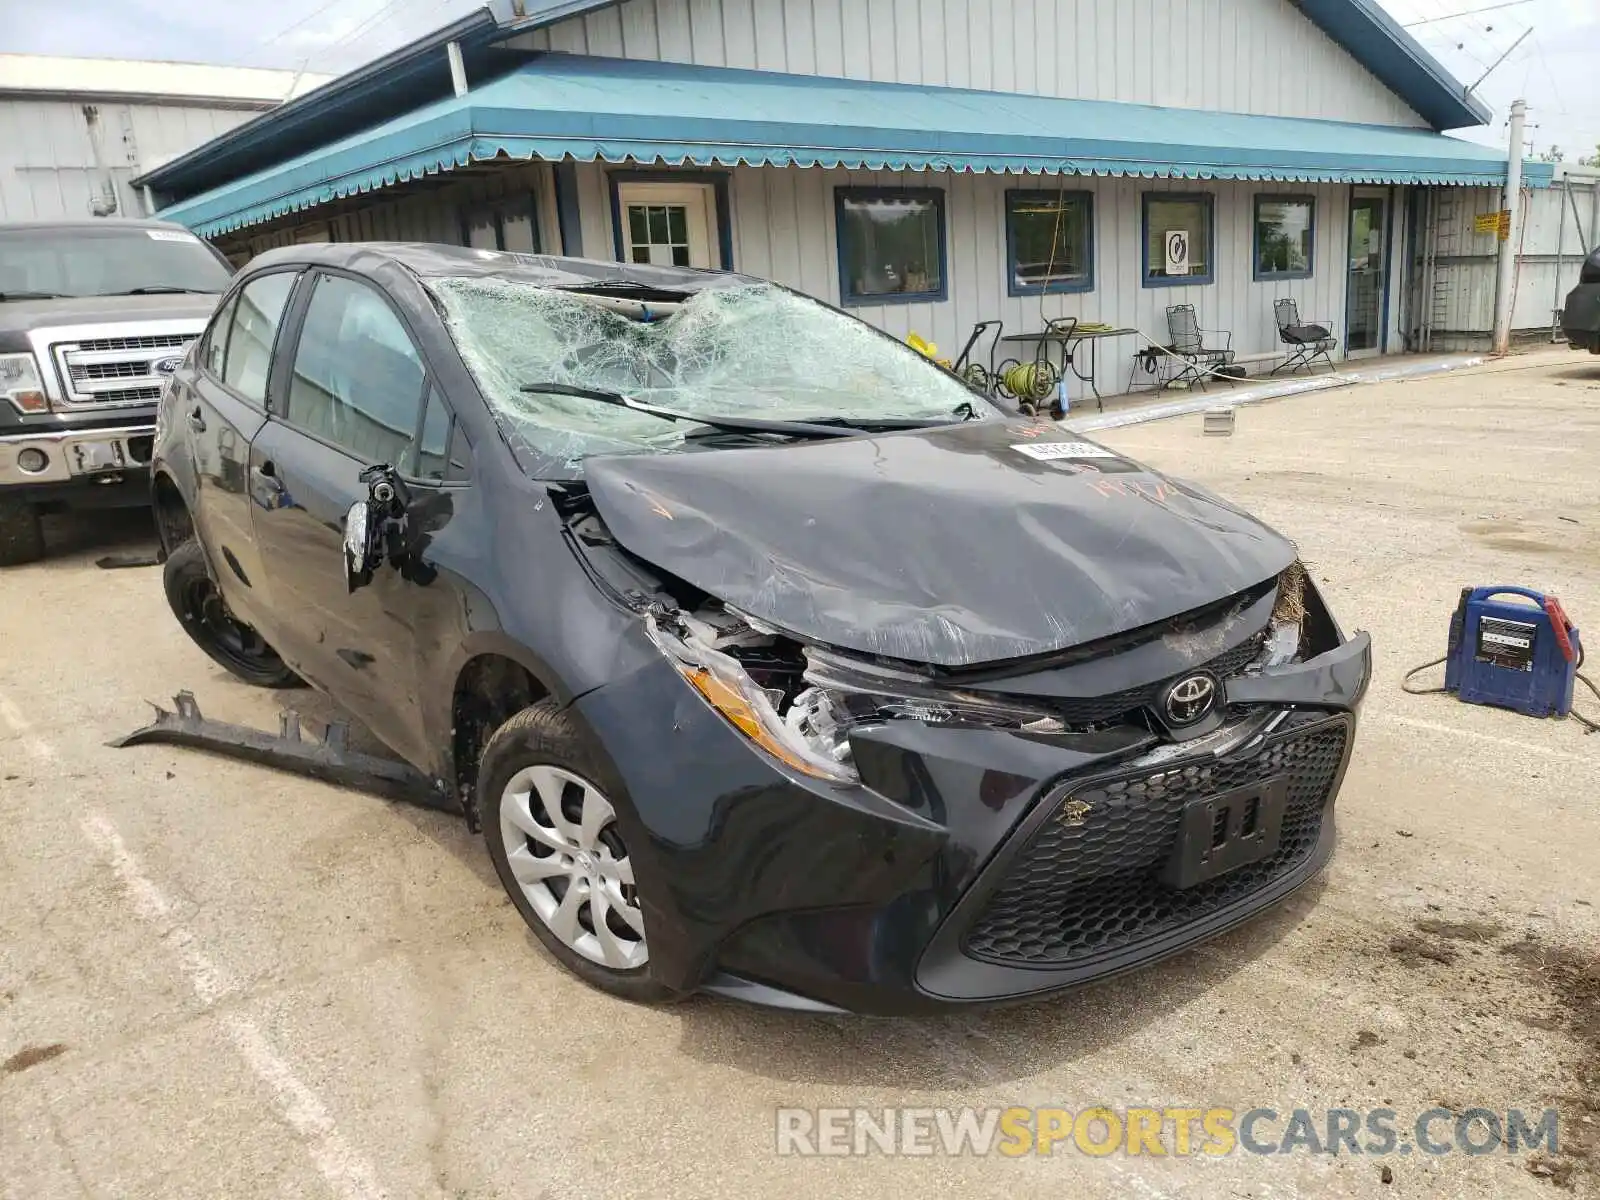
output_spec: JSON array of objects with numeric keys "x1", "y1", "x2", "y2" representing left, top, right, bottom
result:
[{"x1": 343, "y1": 499, "x2": 375, "y2": 593}]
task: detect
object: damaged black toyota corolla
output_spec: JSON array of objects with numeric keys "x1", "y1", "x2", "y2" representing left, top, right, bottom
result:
[{"x1": 150, "y1": 244, "x2": 1370, "y2": 1015}]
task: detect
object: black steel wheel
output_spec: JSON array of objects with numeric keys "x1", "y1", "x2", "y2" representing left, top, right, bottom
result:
[{"x1": 162, "y1": 539, "x2": 300, "y2": 688}]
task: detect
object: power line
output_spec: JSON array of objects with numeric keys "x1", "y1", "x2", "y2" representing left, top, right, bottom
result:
[
  {"x1": 304, "y1": 0, "x2": 444, "y2": 71},
  {"x1": 1469, "y1": 24, "x2": 1533, "y2": 92},
  {"x1": 260, "y1": 0, "x2": 350, "y2": 49},
  {"x1": 1402, "y1": 0, "x2": 1533, "y2": 28}
]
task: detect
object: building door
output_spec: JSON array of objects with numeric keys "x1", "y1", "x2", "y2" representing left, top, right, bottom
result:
[
  {"x1": 1347, "y1": 195, "x2": 1388, "y2": 356},
  {"x1": 616, "y1": 182, "x2": 720, "y2": 268}
]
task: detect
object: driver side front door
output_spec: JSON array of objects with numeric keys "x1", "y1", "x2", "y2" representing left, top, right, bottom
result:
[{"x1": 246, "y1": 271, "x2": 434, "y2": 762}]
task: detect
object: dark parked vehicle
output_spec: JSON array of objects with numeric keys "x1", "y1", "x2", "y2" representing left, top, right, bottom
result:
[
  {"x1": 152, "y1": 243, "x2": 1370, "y2": 1014},
  {"x1": 1563, "y1": 246, "x2": 1600, "y2": 354},
  {"x1": 0, "y1": 219, "x2": 232, "y2": 564}
]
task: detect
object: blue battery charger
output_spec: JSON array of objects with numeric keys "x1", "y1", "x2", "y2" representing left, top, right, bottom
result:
[{"x1": 1443, "y1": 587, "x2": 1581, "y2": 719}]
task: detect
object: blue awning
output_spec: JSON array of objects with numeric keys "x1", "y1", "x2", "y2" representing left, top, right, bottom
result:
[{"x1": 160, "y1": 54, "x2": 1550, "y2": 238}]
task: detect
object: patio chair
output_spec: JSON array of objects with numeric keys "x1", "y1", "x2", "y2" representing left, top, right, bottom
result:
[
  {"x1": 1164, "y1": 305, "x2": 1234, "y2": 390},
  {"x1": 1272, "y1": 298, "x2": 1338, "y2": 374}
]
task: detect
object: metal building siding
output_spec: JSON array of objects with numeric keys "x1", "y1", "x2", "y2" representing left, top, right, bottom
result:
[
  {"x1": 233, "y1": 163, "x2": 562, "y2": 260},
  {"x1": 516, "y1": 0, "x2": 1428, "y2": 126},
  {"x1": 1430, "y1": 180, "x2": 1600, "y2": 340},
  {"x1": 0, "y1": 96, "x2": 256, "y2": 220},
  {"x1": 580, "y1": 159, "x2": 1353, "y2": 393}
]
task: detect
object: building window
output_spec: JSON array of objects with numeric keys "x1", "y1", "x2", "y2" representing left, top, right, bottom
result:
[
  {"x1": 1142, "y1": 194, "x2": 1214, "y2": 287},
  {"x1": 608, "y1": 173, "x2": 730, "y2": 270},
  {"x1": 835, "y1": 188, "x2": 947, "y2": 305},
  {"x1": 1254, "y1": 196, "x2": 1315, "y2": 280},
  {"x1": 1006, "y1": 191, "x2": 1093, "y2": 295}
]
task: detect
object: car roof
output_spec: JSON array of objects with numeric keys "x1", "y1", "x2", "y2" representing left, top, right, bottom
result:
[
  {"x1": 0, "y1": 217, "x2": 196, "y2": 233},
  {"x1": 244, "y1": 241, "x2": 758, "y2": 293}
]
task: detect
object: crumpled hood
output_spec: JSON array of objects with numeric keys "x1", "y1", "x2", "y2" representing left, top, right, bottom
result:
[{"x1": 584, "y1": 419, "x2": 1297, "y2": 668}]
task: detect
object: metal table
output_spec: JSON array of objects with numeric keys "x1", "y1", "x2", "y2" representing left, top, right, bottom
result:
[{"x1": 998, "y1": 325, "x2": 1139, "y2": 411}]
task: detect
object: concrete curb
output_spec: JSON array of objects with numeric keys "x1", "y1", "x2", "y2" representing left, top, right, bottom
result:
[{"x1": 1063, "y1": 355, "x2": 1487, "y2": 433}]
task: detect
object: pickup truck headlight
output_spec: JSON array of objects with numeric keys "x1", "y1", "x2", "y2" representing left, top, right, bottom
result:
[{"x1": 0, "y1": 353, "x2": 48, "y2": 413}]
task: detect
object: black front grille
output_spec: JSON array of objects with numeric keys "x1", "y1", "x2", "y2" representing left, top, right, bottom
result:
[
  {"x1": 1048, "y1": 633, "x2": 1267, "y2": 725},
  {"x1": 963, "y1": 716, "x2": 1349, "y2": 967}
]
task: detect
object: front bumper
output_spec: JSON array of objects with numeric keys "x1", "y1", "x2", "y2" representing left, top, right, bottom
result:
[
  {"x1": 576, "y1": 630, "x2": 1371, "y2": 1016},
  {"x1": 0, "y1": 423, "x2": 155, "y2": 490}
]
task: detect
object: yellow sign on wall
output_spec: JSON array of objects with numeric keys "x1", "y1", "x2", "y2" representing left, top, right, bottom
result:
[{"x1": 1473, "y1": 210, "x2": 1512, "y2": 240}]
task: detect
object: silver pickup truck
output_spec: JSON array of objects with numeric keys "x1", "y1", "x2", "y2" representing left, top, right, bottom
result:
[{"x1": 0, "y1": 218, "x2": 231, "y2": 565}]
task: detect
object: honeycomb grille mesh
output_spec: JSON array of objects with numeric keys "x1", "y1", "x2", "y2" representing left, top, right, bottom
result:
[
  {"x1": 1047, "y1": 634, "x2": 1267, "y2": 725},
  {"x1": 963, "y1": 717, "x2": 1349, "y2": 967}
]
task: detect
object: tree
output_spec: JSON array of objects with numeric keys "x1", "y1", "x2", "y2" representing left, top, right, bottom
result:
[{"x1": 1539, "y1": 145, "x2": 1565, "y2": 163}]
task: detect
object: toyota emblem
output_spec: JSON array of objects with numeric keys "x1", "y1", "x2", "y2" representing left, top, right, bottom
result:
[{"x1": 1164, "y1": 673, "x2": 1218, "y2": 725}]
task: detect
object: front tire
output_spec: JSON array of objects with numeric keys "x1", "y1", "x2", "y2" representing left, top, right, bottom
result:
[
  {"x1": 162, "y1": 539, "x2": 300, "y2": 688},
  {"x1": 480, "y1": 702, "x2": 677, "y2": 1004},
  {"x1": 0, "y1": 497, "x2": 45, "y2": 567}
]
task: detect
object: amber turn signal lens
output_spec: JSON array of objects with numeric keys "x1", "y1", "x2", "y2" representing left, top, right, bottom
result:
[{"x1": 684, "y1": 667, "x2": 839, "y2": 781}]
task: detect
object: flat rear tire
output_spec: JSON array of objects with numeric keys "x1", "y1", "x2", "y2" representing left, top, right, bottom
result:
[{"x1": 162, "y1": 539, "x2": 300, "y2": 688}]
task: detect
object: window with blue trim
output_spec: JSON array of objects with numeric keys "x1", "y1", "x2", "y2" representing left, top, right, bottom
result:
[
  {"x1": 1254, "y1": 196, "x2": 1315, "y2": 280},
  {"x1": 1142, "y1": 194, "x2": 1214, "y2": 287},
  {"x1": 835, "y1": 188, "x2": 947, "y2": 305},
  {"x1": 1006, "y1": 191, "x2": 1093, "y2": 295}
]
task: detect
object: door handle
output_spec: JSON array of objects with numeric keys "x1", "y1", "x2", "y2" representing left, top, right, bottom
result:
[{"x1": 187, "y1": 406, "x2": 206, "y2": 433}]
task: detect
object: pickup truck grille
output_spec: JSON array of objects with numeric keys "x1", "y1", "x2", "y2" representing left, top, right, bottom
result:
[{"x1": 49, "y1": 330, "x2": 196, "y2": 408}]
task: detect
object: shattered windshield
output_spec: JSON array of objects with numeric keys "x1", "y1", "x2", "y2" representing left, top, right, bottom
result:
[{"x1": 428, "y1": 276, "x2": 991, "y2": 475}]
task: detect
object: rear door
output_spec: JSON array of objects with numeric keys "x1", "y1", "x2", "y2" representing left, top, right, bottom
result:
[
  {"x1": 246, "y1": 270, "x2": 435, "y2": 760},
  {"x1": 183, "y1": 269, "x2": 300, "y2": 631}
]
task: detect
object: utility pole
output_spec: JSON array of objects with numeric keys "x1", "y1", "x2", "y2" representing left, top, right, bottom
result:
[{"x1": 1492, "y1": 98, "x2": 1527, "y2": 355}]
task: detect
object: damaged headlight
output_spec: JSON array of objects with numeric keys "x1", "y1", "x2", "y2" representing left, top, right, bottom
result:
[
  {"x1": 649, "y1": 610, "x2": 1069, "y2": 786},
  {"x1": 648, "y1": 613, "x2": 860, "y2": 783}
]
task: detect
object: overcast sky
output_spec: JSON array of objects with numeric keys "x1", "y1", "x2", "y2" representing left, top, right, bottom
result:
[{"x1": 2, "y1": 0, "x2": 1596, "y2": 158}]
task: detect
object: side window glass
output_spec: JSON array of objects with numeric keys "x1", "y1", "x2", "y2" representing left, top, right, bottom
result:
[
  {"x1": 201, "y1": 293, "x2": 237, "y2": 377},
  {"x1": 221, "y1": 272, "x2": 296, "y2": 404},
  {"x1": 286, "y1": 275, "x2": 427, "y2": 465},
  {"x1": 413, "y1": 387, "x2": 451, "y2": 482},
  {"x1": 447, "y1": 422, "x2": 472, "y2": 482}
]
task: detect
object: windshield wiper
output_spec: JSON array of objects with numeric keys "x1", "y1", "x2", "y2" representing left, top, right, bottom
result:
[
  {"x1": 114, "y1": 286, "x2": 214, "y2": 295},
  {"x1": 519, "y1": 382, "x2": 858, "y2": 440},
  {"x1": 797, "y1": 411, "x2": 972, "y2": 433},
  {"x1": 0, "y1": 290, "x2": 71, "y2": 301}
]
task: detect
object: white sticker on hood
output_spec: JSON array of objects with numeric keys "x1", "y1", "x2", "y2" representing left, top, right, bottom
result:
[
  {"x1": 146, "y1": 229, "x2": 196, "y2": 242},
  {"x1": 1012, "y1": 441, "x2": 1120, "y2": 461}
]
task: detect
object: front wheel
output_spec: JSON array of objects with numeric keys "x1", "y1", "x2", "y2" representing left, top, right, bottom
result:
[
  {"x1": 0, "y1": 497, "x2": 45, "y2": 567},
  {"x1": 480, "y1": 702, "x2": 678, "y2": 1004},
  {"x1": 162, "y1": 539, "x2": 300, "y2": 688}
]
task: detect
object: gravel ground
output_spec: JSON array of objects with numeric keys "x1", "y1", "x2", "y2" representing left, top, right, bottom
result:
[{"x1": 2, "y1": 349, "x2": 1597, "y2": 1199}]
